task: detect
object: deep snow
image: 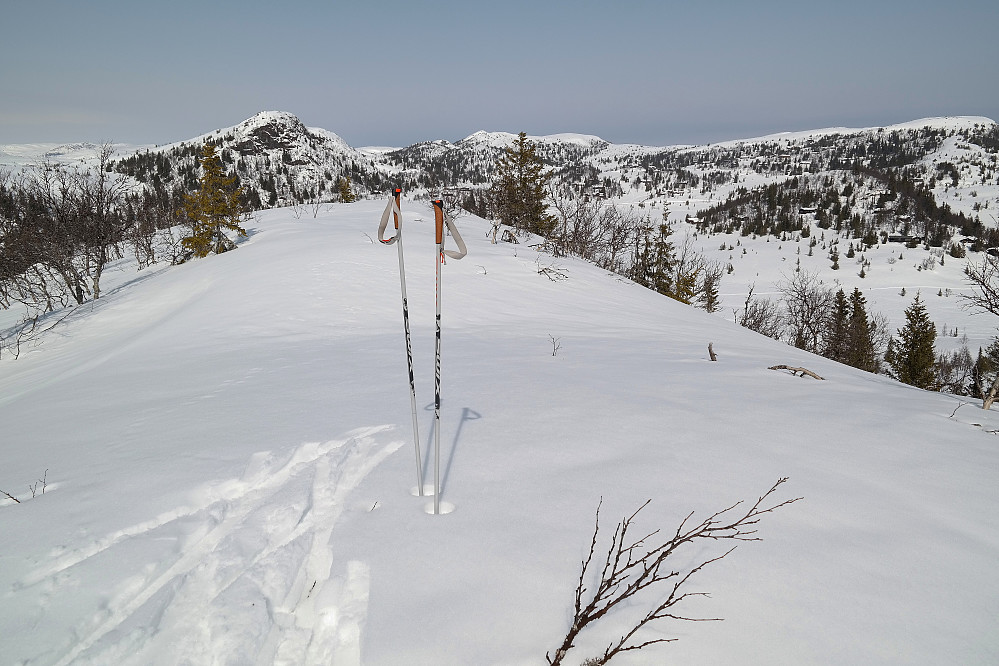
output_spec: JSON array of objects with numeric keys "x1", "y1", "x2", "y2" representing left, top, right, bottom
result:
[{"x1": 1, "y1": 200, "x2": 997, "y2": 665}]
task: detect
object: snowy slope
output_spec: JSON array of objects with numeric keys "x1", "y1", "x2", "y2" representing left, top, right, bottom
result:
[
  {"x1": 0, "y1": 142, "x2": 146, "y2": 169},
  {"x1": 1, "y1": 201, "x2": 997, "y2": 665}
]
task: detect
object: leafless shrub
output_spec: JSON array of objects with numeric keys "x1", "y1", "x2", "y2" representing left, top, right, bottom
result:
[
  {"x1": 779, "y1": 270, "x2": 835, "y2": 353},
  {"x1": 547, "y1": 478, "x2": 800, "y2": 666},
  {"x1": 935, "y1": 345, "x2": 975, "y2": 395},
  {"x1": 537, "y1": 256, "x2": 569, "y2": 281},
  {"x1": 962, "y1": 255, "x2": 999, "y2": 316},
  {"x1": 735, "y1": 285, "x2": 783, "y2": 340},
  {"x1": 29, "y1": 469, "x2": 48, "y2": 498},
  {"x1": 1, "y1": 469, "x2": 49, "y2": 505},
  {"x1": 550, "y1": 334, "x2": 561, "y2": 357}
]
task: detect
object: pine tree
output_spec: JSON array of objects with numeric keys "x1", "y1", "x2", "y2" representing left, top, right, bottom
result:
[
  {"x1": 181, "y1": 143, "x2": 247, "y2": 258},
  {"x1": 846, "y1": 288, "x2": 878, "y2": 372},
  {"x1": 489, "y1": 132, "x2": 555, "y2": 237},
  {"x1": 885, "y1": 294, "x2": 937, "y2": 389}
]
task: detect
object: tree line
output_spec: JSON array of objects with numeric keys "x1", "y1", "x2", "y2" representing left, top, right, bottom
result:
[
  {"x1": 0, "y1": 142, "x2": 251, "y2": 357},
  {"x1": 0, "y1": 145, "x2": 144, "y2": 314},
  {"x1": 486, "y1": 133, "x2": 722, "y2": 311}
]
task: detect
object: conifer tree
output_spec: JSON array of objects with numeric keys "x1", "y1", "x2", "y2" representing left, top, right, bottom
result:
[
  {"x1": 970, "y1": 340, "x2": 999, "y2": 408},
  {"x1": 846, "y1": 288, "x2": 878, "y2": 372},
  {"x1": 969, "y1": 347, "x2": 989, "y2": 398},
  {"x1": 336, "y1": 177, "x2": 356, "y2": 203},
  {"x1": 630, "y1": 221, "x2": 677, "y2": 297},
  {"x1": 823, "y1": 289, "x2": 850, "y2": 363},
  {"x1": 489, "y1": 132, "x2": 555, "y2": 237},
  {"x1": 697, "y1": 265, "x2": 722, "y2": 313},
  {"x1": 181, "y1": 143, "x2": 247, "y2": 258},
  {"x1": 885, "y1": 294, "x2": 937, "y2": 389}
]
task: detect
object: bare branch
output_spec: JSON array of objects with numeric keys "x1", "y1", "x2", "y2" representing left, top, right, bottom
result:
[
  {"x1": 548, "y1": 479, "x2": 801, "y2": 665},
  {"x1": 768, "y1": 364, "x2": 825, "y2": 380}
]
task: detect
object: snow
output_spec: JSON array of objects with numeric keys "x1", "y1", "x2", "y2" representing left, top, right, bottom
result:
[
  {"x1": 2, "y1": 199, "x2": 997, "y2": 664},
  {"x1": 458, "y1": 130, "x2": 607, "y2": 150},
  {"x1": 357, "y1": 147, "x2": 400, "y2": 157},
  {"x1": 703, "y1": 116, "x2": 997, "y2": 150},
  {"x1": 0, "y1": 142, "x2": 146, "y2": 169}
]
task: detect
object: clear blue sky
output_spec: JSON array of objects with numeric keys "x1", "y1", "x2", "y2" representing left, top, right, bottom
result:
[{"x1": 2, "y1": 0, "x2": 997, "y2": 148}]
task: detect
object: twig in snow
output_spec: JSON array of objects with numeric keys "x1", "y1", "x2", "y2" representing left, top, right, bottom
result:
[
  {"x1": 949, "y1": 402, "x2": 970, "y2": 419},
  {"x1": 768, "y1": 365, "x2": 824, "y2": 380}
]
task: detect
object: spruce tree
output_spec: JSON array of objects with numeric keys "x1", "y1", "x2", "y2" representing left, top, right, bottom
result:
[
  {"x1": 823, "y1": 289, "x2": 850, "y2": 363},
  {"x1": 697, "y1": 266, "x2": 721, "y2": 312},
  {"x1": 846, "y1": 288, "x2": 878, "y2": 372},
  {"x1": 630, "y1": 221, "x2": 676, "y2": 297},
  {"x1": 336, "y1": 177, "x2": 356, "y2": 203},
  {"x1": 969, "y1": 347, "x2": 988, "y2": 398},
  {"x1": 181, "y1": 143, "x2": 247, "y2": 258},
  {"x1": 885, "y1": 294, "x2": 937, "y2": 389},
  {"x1": 489, "y1": 132, "x2": 555, "y2": 237}
]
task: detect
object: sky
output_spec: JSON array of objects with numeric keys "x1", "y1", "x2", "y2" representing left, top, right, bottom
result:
[{"x1": 2, "y1": 0, "x2": 997, "y2": 149}]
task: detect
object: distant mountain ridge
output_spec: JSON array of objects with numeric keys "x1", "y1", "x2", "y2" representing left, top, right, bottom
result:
[{"x1": 3, "y1": 111, "x2": 996, "y2": 237}]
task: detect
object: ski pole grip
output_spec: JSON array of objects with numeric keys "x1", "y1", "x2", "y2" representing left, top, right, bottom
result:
[
  {"x1": 433, "y1": 200, "x2": 444, "y2": 244},
  {"x1": 393, "y1": 188, "x2": 402, "y2": 229}
]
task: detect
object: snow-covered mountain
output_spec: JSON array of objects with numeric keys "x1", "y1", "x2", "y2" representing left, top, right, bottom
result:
[
  {"x1": 105, "y1": 111, "x2": 385, "y2": 210},
  {"x1": 3, "y1": 111, "x2": 995, "y2": 237}
]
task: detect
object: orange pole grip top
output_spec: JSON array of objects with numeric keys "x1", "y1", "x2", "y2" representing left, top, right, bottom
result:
[{"x1": 433, "y1": 200, "x2": 444, "y2": 244}]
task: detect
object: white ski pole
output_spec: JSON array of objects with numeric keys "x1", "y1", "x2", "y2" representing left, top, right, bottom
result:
[
  {"x1": 431, "y1": 200, "x2": 467, "y2": 514},
  {"x1": 378, "y1": 188, "x2": 424, "y2": 495}
]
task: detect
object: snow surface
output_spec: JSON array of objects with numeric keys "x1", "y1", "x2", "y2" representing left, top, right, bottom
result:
[
  {"x1": 1, "y1": 200, "x2": 998, "y2": 665},
  {"x1": 704, "y1": 116, "x2": 997, "y2": 150},
  {"x1": 459, "y1": 130, "x2": 607, "y2": 150},
  {"x1": 0, "y1": 142, "x2": 148, "y2": 169}
]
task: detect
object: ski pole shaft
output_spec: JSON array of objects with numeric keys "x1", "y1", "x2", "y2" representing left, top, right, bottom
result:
[
  {"x1": 378, "y1": 189, "x2": 424, "y2": 496},
  {"x1": 395, "y1": 189, "x2": 425, "y2": 497},
  {"x1": 433, "y1": 200, "x2": 444, "y2": 515}
]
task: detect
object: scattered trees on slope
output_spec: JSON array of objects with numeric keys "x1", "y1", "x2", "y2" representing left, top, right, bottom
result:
[
  {"x1": 733, "y1": 275, "x2": 886, "y2": 375},
  {"x1": 0, "y1": 144, "x2": 135, "y2": 310},
  {"x1": 960, "y1": 255, "x2": 999, "y2": 408}
]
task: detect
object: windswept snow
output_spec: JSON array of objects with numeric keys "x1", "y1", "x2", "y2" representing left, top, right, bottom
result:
[{"x1": 1, "y1": 201, "x2": 998, "y2": 664}]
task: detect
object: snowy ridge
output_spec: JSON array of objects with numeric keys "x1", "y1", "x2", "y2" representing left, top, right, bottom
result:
[
  {"x1": 4, "y1": 111, "x2": 996, "y2": 226},
  {"x1": 458, "y1": 130, "x2": 608, "y2": 150},
  {"x1": 705, "y1": 115, "x2": 996, "y2": 149},
  {"x1": 1, "y1": 201, "x2": 997, "y2": 664}
]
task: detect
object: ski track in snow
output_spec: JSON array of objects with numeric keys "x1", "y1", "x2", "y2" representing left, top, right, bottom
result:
[{"x1": 18, "y1": 425, "x2": 402, "y2": 666}]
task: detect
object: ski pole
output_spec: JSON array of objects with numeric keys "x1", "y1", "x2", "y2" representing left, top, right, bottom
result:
[
  {"x1": 431, "y1": 200, "x2": 467, "y2": 514},
  {"x1": 378, "y1": 188, "x2": 424, "y2": 496}
]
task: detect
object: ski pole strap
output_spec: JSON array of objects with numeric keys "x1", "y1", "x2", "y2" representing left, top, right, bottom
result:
[
  {"x1": 377, "y1": 194, "x2": 403, "y2": 244},
  {"x1": 443, "y1": 211, "x2": 467, "y2": 260},
  {"x1": 431, "y1": 200, "x2": 467, "y2": 260}
]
